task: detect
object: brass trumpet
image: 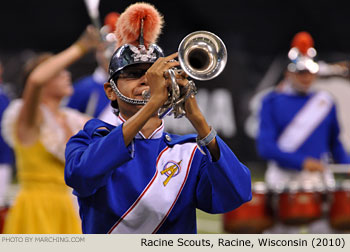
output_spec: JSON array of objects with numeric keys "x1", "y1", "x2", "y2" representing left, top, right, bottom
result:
[{"x1": 158, "y1": 31, "x2": 228, "y2": 118}]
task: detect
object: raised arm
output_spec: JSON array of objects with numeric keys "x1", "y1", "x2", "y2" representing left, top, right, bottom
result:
[
  {"x1": 17, "y1": 26, "x2": 100, "y2": 144},
  {"x1": 184, "y1": 94, "x2": 220, "y2": 160},
  {"x1": 177, "y1": 74, "x2": 251, "y2": 212}
]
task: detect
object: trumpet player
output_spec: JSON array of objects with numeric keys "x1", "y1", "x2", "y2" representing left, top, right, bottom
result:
[{"x1": 64, "y1": 2, "x2": 252, "y2": 234}]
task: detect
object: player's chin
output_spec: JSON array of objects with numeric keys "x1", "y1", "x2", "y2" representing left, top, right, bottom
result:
[
  {"x1": 65, "y1": 87, "x2": 74, "y2": 96},
  {"x1": 133, "y1": 103, "x2": 146, "y2": 112},
  {"x1": 300, "y1": 85, "x2": 312, "y2": 92},
  {"x1": 294, "y1": 83, "x2": 310, "y2": 93}
]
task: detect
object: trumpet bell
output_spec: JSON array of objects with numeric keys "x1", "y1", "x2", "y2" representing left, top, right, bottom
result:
[{"x1": 178, "y1": 31, "x2": 227, "y2": 81}]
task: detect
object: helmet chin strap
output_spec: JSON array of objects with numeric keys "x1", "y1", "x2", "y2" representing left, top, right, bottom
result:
[{"x1": 110, "y1": 79, "x2": 148, "y2": 105}]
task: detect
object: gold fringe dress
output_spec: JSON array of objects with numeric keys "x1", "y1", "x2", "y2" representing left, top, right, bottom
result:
[{"x1": 1, "y1": 100, "x2": 87, "y2": 234}]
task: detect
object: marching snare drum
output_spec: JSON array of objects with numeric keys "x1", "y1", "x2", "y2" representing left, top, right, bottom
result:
[
  {"x1": 223, "y1": 182, "x2": 274, "y2": 233},
  {"x1": 278, "y1": 181, "x2": 324, "y2": 225},
  {"x1": 329, "y1": 180, "x2": 350, "y2": 230}
]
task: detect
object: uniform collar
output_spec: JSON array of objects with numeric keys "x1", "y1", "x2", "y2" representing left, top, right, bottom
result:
[
  {"x1": 116, "y1": 114, "x2": 164, "y2": 139},
  {"x1": 279, "y1": 80, "x2": 315, "y2": 96}
]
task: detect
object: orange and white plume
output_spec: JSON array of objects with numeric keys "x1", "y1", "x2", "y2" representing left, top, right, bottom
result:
[
  {"x1": 114, "y1": 2, "x2": 164, "y2": 48},
  {"x1": 291, "y1": 31, "x2": 314, "y2": 55}
]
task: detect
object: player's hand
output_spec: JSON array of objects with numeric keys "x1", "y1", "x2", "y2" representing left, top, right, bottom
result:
[
  {"x1": 75, "y1": 25, "x2": 101, "y2": 53},
  {"x1": 302, "y1": 158, "x2": 325, "y2": 172},
  {"x1": 145, "y1": 52, "x2": 179, "y2": 107}
]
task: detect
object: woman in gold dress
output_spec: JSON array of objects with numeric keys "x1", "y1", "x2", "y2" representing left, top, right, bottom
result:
[{"x1": 1, "y1": 26, "x2": 100, "y2": 234}]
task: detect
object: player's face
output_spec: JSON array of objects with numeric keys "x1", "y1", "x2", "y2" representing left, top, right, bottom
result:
[
  {"x1": 44, "y1": 69, "x2": 73, "y2": 98},
  {"x1": 116, "y1": 64, "x2": 151, "y2": 100},
  {"x1": 104, "y1": 63, "x2": 152, "y2": 117},
  {"x1": 289, "y1": 71, "x2": 317, "y2": 93}
]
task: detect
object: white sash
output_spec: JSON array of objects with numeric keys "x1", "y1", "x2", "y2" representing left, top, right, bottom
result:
[
  {"x1": 266, "y1": 91, "x2": 335, "y2": 189},
  {"x1": 277, "y1": 91, "x2": 333, "y2": 152},
  {"x1": 109, "y1": 143, "x2": 197, "y2": 234}
]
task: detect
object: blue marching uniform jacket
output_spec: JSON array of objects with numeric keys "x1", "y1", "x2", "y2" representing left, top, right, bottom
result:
[
  {"x1": 65, "y1": 118, "x2": 252, "y2": 234},
  {"x1": 257, "y1": 90, "x2": 350, "y2": 170},
  {"x1": 67, "y1": 69, "x2": 110, "y2": 118},
  {"x1": 0, "y1": 86, "x2": 14, "y2": 165}
]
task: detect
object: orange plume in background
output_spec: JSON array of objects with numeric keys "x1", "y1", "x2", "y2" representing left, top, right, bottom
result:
[
  {"x1": 291, "y1": 31, "x2": 314, "y2": 55},
  {"x1": 114, "y1": 2, "x2": 164, "y2": 48},
  {"x1": 104, "y1": 12, "x2": 120, "y2": 32}
]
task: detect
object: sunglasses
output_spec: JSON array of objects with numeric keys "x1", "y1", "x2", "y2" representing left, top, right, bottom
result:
[{"x1": 118, "y1": 69, "x2": 148, "y2": 79}]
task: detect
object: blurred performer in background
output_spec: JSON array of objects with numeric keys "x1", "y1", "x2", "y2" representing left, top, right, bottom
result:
[
  {"x1": 1, "y1": 26, "x2": 100, "y2": 234},
  {"x1": 65, "y1": 2, "x2": 252, "y2": 234},
  {"x1": 0, "y1": 60, "x2": 15, "y2": 233},
  {"x1": 67, "y1": 12, "x2": 119, "y2": 119},
  {"x1": 257, "y1": 31, "x2": 350, "y2": 233}
]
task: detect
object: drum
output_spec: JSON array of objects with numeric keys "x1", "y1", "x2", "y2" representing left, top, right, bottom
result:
[
  {"x1": 0, "y1": 206, "x2": 9, "y2": 234},
  {"x1": 329, "y1": 180, "x2": 350, "y2": 230},
  {"x1": 223, "y1": 182, "x2": 274, "y2": 233},
  {"x1": 278, "y1": 181, "x2": 324, "y2": 225}
]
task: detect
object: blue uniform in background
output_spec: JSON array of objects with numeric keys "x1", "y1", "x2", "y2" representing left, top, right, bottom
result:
[
  {"x1": 257, "y1": 85, "x2": 350, "y2": 234},
  {"x1": 257, "y1": 89, "x2": 350, "y2": 170},
  {"x1": 0, "y1": 85, "x2": 14, "y2": 207},
  {"x1": 0, "y1": 86, "x2": 14, "y2": 166},
  {"x1": 65, "y1": 117, "x2": 252, "y2": 234},
  {"x1": 67, "y1": 67, "x2": 110, "y2": 118}
]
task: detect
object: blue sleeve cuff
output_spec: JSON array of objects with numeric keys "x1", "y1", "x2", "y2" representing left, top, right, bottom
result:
[
  {"x1": 200, "y1": 136, "x2": 225, "y2": 164},
  {"x1": 198, "y1": 141, "x2": 214, "y2": 162}
]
